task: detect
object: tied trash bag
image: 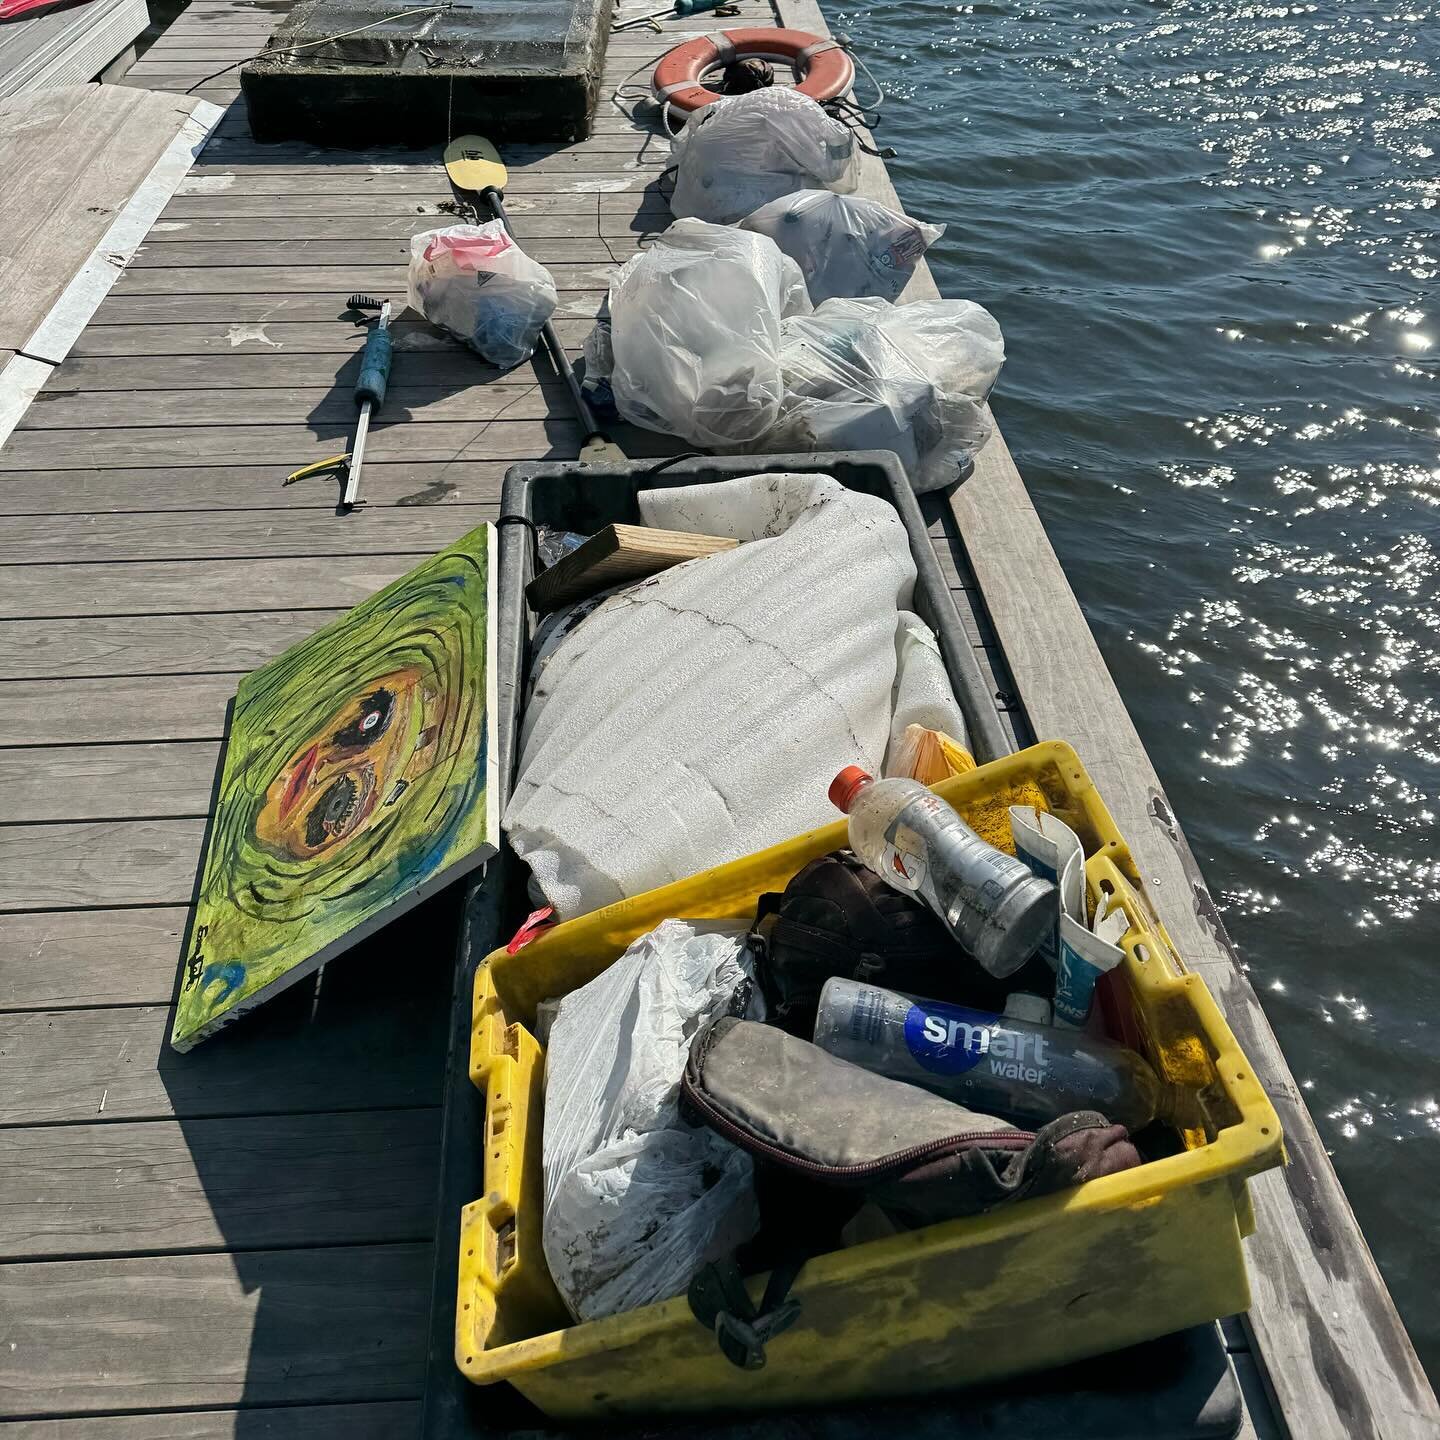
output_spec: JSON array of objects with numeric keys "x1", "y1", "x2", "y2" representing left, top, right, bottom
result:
[
  {"x1": 542, "y1": 920, "x2": 761, "y2": 1322},
  {"x1": 764, "y1": 295, "x2": 1005, "y2": 494},
  {"x1": 741, "y1": 189, "x2": 945, "y2": 304},
  {"x1": 670, "y1": 88, "x2": 859, "y2": 225},
  {"x1": 607, "y1": 219, "x2": 811, "y2": 448},
  {"x1": 406, "y1": 222, "x2": 557, "y2": 369}
]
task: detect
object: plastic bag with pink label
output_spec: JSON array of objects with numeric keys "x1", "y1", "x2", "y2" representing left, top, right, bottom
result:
[{"x1": 406, "y1": 221, "x2": 557, "y2": 369}]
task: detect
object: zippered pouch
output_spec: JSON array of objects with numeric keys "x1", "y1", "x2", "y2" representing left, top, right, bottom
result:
[{"x1": 682, "y1": 1016, "x2": 1142, "y2": 1228}]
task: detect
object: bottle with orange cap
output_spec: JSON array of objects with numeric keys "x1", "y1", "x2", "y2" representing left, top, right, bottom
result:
[{"x1": 828, "y1": 766, "x2": 1057, "y2": 979}]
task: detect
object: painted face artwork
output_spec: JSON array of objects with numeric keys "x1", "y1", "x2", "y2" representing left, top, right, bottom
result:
[
  {"x1": 255, "y1": 668, "x2": 437, "y2": 861},
  {"x1": 172, "y1": 527, "x2": 497, "y2": 1051}
]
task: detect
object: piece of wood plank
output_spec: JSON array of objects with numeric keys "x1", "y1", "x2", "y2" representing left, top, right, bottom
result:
[
  {"x1": 142, "y1": 212, "x2": 646, "y2": 242},
  {"x1": 1, "y1": 1110, "x2": 440, "y2": 1258},
  {"x1": 62, "y1": 318, "x2": 595, "y2": 359},
  {"x1": 0, "y1": 417, "x2": 675, "y2": 470},
  {"x1": 0, "y1": 740, "x2": 221, "y2": 822},
  {"x1": 0, "y1": 555, "x2": 464, "y2": 620},
  {"x1": 1, "y1": 1401, "x2": 421, "y2": 1440},
  {"x1": 0, "y1": 1244, "x2": 431, "y2": 1412},
  {"x1": 156, "y1": 191, "x2": 670, "y2": 220},
  {"x1": 527, "y1": 523, "x2": 739, "y2": 613},
  {"x1": 0, "y1": 818, "x2": 205, "y2": 909},
  {"x1": 0, "y1": 506, "x2": 495, "y2": 565},
  {"x1": 166, "y1": 169, "x2": 665, "y2": 196},
  {"x1": 0, "y1": 463, "x2": 509, "y2": 513},
  {"x1": 19, "y1": 380, "x2": 563, "y2": 429},
  {"x1": 0, "y1": 907, "x2": 189, "y2": 1008},
  {"x1": 47, "y1": 351, "x2": 542, "y2": 391},
  {"x1": 0, "y1": 675, "x2": 235, "y2": 747},
  {"x1": 105, "y1": 261, "x2": 613, "y2": 296},
  {"x1": 128, "y1": 235, "x2": 646, "y2": 267},
  {"x1": 0, "y1": 960, "x2": 448, "y2": 1123},
  {"x1": 0, "y1": 611, "x2": 343, "y2": 682},
  {"x1": 86, "y1": 290, "x2": 609, "y2": 324}
]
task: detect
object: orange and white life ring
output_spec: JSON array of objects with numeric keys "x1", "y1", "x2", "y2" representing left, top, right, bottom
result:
[{"x1": 652, "y1": 27, "x2": 855, "y2": 115}]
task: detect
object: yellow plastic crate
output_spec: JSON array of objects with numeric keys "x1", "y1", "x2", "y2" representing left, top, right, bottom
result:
[{"x1": 457, "y1": 740, "x2": 1283, "y2": 1418}]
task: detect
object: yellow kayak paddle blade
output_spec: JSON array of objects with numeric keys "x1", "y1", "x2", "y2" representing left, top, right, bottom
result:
[{"x1": 444, "y1": 134, "x2": 507, "y2": 195}]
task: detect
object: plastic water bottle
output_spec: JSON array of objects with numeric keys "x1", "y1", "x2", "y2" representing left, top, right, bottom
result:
[
  {"x1": 813, "y1": 977, "x2": 1179, "y2": 1132},
  {"x1": 829, "y1": 766, "x2": 1055, "y2": 979}
]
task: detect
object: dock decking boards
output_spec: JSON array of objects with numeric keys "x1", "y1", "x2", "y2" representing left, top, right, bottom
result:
[{"x1": 0, "y1": 0, "x2": 1433, "y2": 1437}]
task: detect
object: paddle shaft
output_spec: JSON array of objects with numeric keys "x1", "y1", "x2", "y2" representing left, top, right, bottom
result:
[{"x1": 477, "y1": 186, "x2": 603, "y2": 443}]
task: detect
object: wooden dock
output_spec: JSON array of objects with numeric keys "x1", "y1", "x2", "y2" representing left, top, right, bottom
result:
[{"x1": 1, "y1": 0, "x2": 1436, "y2": 1435}]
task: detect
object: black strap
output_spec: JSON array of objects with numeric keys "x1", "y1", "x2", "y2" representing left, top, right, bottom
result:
[{"x1": 688, "y1": 1254, "x2": 806, "y2": 1370}]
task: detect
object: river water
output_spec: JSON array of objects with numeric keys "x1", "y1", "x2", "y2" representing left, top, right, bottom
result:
[{"x1": 835, "y1": 0, "x2": 1439, "y2": 1376}]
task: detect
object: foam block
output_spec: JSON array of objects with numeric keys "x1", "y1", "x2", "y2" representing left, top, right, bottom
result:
[{"x1": 504, "y1": 473, "x2": 917, "y2": 916}]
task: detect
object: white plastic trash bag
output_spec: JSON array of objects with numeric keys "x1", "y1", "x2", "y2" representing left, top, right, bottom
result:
[
  {"x1": 607, "y1": 219, "x2": 811, "y2": 448},
  {"x1": 764, "y1": 296, "x2": 1006, "y2": 493},
  {"x1": 406, "y1": 222, "x2": 557, "y2": 369},
  {"x1": 670, "y1": 88, "x2": 859, "y2": 225},
  {"x1": 542, "y1": 920, "x2": 760, "y2": 1322},
  {"x1": 740, "y1": 189, "x2": 944, "y2": 304},
  {"x1": 885, "y1": 611, "x2": 968, "y2": 764}
]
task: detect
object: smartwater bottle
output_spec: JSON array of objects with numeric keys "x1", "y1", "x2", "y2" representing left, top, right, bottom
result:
[
  {"x1": 813, "y1": 977, "x2": 1179, "y2": 1132},
  {"x1": 829, "y1": 766, "x2": 1055, "y2": 979}
]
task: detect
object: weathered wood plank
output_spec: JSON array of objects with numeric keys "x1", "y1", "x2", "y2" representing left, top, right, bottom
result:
[
  {"x1": 2, "y1": 1401, "x2": 421, "y2": 1440},
  {"x1": 0, "y1": 555, "x2": 462, "y2": 620},
  {"x1": 156, "y1": 191, "x2": 669, "y2": 220},
  {"x1": 0, "y1": 818, "x2": 205, "y2": 909},
  {"x1": 129, "y1": 235, "x2": 645, "y2": 267},
  {"x1": 0, "y1": 907, "x2": 189, "y2": 1008},
  {"x1": 0, "y1": 1244, "x2": 431, "y2": 1412},
  {"x1": 46, "y1": 351, "x2": 542, "y2": 391},
  {"x1": 0, "y1": 463, "x2": 509, "y2": 513},
  {"x1": 20, "y1": 381, "x2": 563, "y2": 429},
  {"x1": 143, "y1": 211, "x2": 647, "y2": 242},
  {"x1": 0, "y1": 506, "x2": 493, "y2": 564},
  {"x1": 168, "y1": 169, "x2": 666, "y2": 195},
  {"x1": 0, "y1": 611, "x2": 341, "y2": 682},
  {"x1": 86, "y1": 290, "x2": 609, "y2": 324},
  {"x1": 64, "y1": 318, "x2": 594, "y2": 358},
  {"x1": 1, "y1": 1110, "x2": 439, "y2": 1258},
  {"x1": 108, "y1": 261, "x2": 613, "y2": 296},
  {"x1": 0, "y1": 962, "x2": 448, "y2": 1123},
  {"x1": 0, "y1": 417, "x2": 674, "y2": 470},
  {"x1": 0, "y1": 740, "x2": 221, "y2": 822},
  {"x1": 0, "y1": 675, "x2": 235, "y2": 746}
]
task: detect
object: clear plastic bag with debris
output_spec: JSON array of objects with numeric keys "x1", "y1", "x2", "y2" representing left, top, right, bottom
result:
[
  {"x1": 542, "y1": 919, "x2": 761, "y2": 1322},
  {"x1": 406, "y1": 221, "x2": 557, "y2": 369},
  {"x1": 669, "y1": 88, "x2": 859, "y2": 225},
  {"x1": 740, "y1": 189, "x2": 944, "y2": 304},
  {"x1": 763, "y1": 295, "x2": 1006, "y2": 493},
  {"x1": 607, "y1": 218, "x2": 812, "y2": 449}
]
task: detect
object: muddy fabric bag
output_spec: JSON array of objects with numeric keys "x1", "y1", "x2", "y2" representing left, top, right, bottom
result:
[
  {"x1": 751, "y1": 850, "x2": 1034, "y2": 1036},
  {"x1": 681, "y1": 1017, "x2": 1140, "y2": 1366}
]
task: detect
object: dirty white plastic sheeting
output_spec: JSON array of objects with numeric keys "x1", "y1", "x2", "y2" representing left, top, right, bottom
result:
[
  {"x1": 505, "y1": 472, "x2": 919, "y2": 916},
  {"x1": 885, "y1": 610, "x2": 969, "y2": 767},
  {"x1": 542, "y1": 919, "x2": 758, "y2": 1322}
]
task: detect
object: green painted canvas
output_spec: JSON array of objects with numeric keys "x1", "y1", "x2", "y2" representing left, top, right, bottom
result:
[{"x1": 171, "y1": 524, "x2": 498, "y2": 1051}]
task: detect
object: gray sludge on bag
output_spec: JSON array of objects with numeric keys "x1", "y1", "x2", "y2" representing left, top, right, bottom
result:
[
  {"x1": 740, "y1": 189, "x2": 945, "y2": 304},
  {"x1": 669, "y1": 88, "x2": 859, "y2": 225}
]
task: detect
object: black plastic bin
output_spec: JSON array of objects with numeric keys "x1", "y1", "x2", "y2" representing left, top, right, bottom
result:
[{"x1": 492, "y1": 450, "x2": 1010, "y2": 805}]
